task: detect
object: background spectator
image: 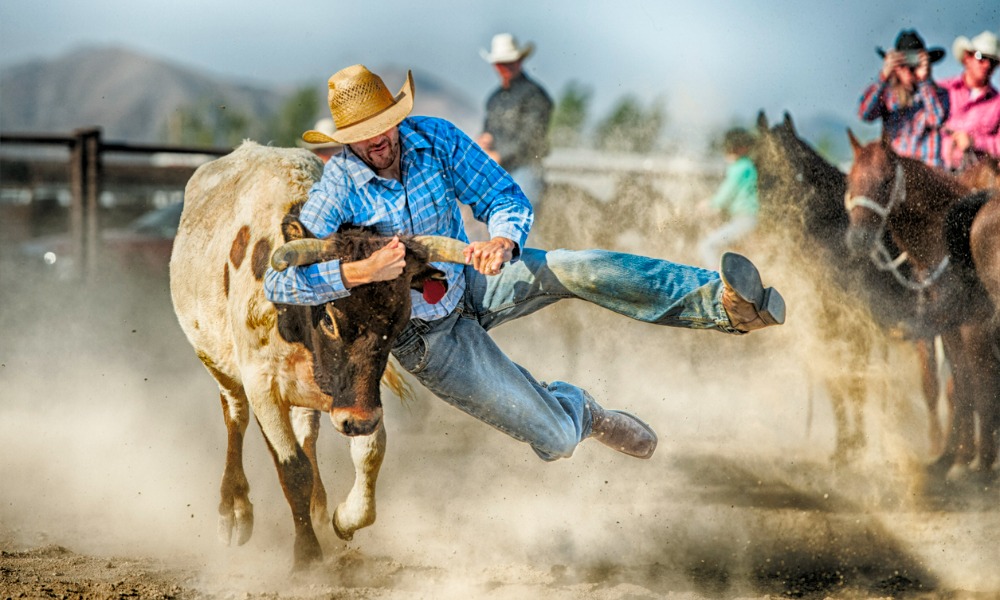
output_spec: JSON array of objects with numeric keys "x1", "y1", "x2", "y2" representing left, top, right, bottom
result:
[
  {"x1": 858, "y1": 29, "x2": 949, "y2": 168},
  {"x1": 477, "y1": 33, "x2": 554, "y2": 209},
  {"x1": 940, "y1": 30, "x2": 1000, "y2": 170}
]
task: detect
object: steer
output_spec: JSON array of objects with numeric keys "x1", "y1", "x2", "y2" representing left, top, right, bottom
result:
[{"x1": 169, "y1": 141, "x2": 467, "y2": 568}]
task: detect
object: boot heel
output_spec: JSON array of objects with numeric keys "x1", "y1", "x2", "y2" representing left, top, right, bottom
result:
[{"x1": 759, "y1": 287, "x2": 786, "y2": 325}]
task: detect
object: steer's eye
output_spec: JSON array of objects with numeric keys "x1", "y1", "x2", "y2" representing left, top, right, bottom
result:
[{"x1": 321, "y1": 312, "x2": 335, "y2": 331}]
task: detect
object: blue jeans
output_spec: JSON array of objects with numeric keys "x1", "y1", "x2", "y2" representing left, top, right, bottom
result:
[{"x1": 391, "y1": 248, "x2": 735, "y2": 461}]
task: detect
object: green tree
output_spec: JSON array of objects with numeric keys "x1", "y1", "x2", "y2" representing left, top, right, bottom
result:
[
  {"x1": 549, "y1": 80, "x2": 592, "y2": 148},
  {"x1": 270, "y1": 85, "x2": 323, "y2": 147},
  {"x1": 594, "y1": 95, "x2": 666, "y2": 153},
  {"x1": 167, "y1": 96, "x2": 254, "y2": 147}
]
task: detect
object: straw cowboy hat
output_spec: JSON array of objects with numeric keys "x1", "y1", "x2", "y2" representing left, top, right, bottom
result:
[
  {"x1": 877, "y1": 29, "x2": 945, "y2": 66},
  {"x1": 297, "y1": 118, "x2": 343, "y2": 150},
  {"x1": 480, "y1": 33, "x2": 534, "y2": 64},
  {"x1": 952, "y1": 30, "x2": 1000, "y2": 63},
  {"x1": 301, "y1": 65, "x2": 414, "y2": 145}
]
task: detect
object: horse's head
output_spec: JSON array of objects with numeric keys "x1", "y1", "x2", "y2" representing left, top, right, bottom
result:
[
  {"x1": 753, "y1": 113, "x2": 810, "y2": 213},
  {"x1": 844, "y1": 130, "x2": 904, "y2": 258},
  {"x1": 753, "y1": 112, "x2": 848, "y2": 245}
]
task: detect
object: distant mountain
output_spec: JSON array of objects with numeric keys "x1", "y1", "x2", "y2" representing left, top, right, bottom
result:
[{"x1": 0, "y1": 45, "x2": 482, "y2": 145}]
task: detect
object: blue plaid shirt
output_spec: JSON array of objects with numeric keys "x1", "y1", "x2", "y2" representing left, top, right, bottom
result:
[{"x1": 263, "y1": 116, "x2": 533, "y2": 321}]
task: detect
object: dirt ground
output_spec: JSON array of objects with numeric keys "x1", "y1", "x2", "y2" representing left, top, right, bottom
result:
[{"x1": 2, "y1": 207, "x2": 999, "y2": 600}]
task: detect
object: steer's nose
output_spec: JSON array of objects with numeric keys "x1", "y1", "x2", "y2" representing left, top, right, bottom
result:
[{"x1": 330, "y1": 407, "x2": 383, "y2": 437}]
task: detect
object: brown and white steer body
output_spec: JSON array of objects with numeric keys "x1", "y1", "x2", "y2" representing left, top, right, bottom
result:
[{"x1": 170, "y1": 141, "x2": 457, "y2": 568}]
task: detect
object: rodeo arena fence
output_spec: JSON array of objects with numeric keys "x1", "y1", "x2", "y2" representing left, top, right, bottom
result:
[
  {"x1": 0, "y1": 128, "x2": 230, "y2": 282},
  {"x1": 0, "y1": 130, "x2": 721, "y2": 283}
]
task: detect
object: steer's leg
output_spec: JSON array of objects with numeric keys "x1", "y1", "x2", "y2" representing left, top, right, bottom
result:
[
  {"x1": 291, "y1": 407, "x2": 329, "y2": 527},
  {"x1": 333, "y1": 422, "x2": 386, "y2": 540},
  {"x1": 206, "y1": 371, "x2": 255, "y2": 547},
  {"x1": 246, "y1": 378, "x2": 322, "y2": 569}
]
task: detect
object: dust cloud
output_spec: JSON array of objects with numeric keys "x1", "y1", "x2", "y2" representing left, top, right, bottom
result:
[{"x1": 2, "y1": 177, "x2": 999, "y2": 599}]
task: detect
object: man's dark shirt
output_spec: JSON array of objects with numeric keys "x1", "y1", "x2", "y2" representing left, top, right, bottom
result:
[{"x1": 483, "y1": 72, "x2": 554, "y2": 172}]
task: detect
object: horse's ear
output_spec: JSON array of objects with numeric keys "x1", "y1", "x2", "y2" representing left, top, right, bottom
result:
[
  {"x1": 783, "y1": 111, "x2": 795, "y2": 133},
  {"x1": 756, "y1": 110, "x2": 769, "y2": 131},
  {"x1": 847, "y1": 128, "x2": 862, "y2": 154}
]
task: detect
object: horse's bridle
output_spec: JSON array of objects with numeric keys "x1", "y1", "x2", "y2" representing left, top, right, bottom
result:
[{"x1": 844, "y1": 162, "x2": 950, "y2": 292}]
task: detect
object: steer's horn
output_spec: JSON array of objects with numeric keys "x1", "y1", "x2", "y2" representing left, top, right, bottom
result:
[
  {"x1": 271, "y1": 238, "x2": 330, "y2": 271},
  {"x1": 414, "y1": 235, "x2": 469, "y2": 263}
]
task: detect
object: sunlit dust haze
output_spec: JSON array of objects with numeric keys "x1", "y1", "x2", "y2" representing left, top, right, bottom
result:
[
  {"x1": 2, "y1": 1, "x2": 1000, "y2": 598},
  {"x1": 3, "y1": 191, "x2": 1000, "y2": 598}
]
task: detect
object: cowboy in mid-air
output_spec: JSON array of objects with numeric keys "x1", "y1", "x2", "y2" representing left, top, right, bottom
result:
[{"x1": 264, "y1": 65, "x2": 785, "y2": 461}]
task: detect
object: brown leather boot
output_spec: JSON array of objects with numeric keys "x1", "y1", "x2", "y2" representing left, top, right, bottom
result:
[
  {"x1": 588, "y1": 399, "x2": 658, "y2": 459},
  {"x1": 720, "y1": 252, "x2": 785, "y2": 332}
]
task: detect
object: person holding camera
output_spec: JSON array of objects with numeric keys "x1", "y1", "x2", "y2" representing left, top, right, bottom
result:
[{"x1": 858, "y1": 29, "x2": 950, "y2": 168}]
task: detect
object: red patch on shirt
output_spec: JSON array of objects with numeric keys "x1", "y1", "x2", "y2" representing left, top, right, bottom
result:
[{"x1": 422, "y1": 279, "x2": 446, "y2": 304}]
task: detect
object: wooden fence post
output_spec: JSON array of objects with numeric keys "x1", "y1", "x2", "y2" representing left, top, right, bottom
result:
[{"x1": 69, "y1": 127, "x2": 102, "y2": 281}]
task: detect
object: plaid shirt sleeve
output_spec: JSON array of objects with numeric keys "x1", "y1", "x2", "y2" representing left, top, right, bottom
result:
[
  {"x1": 263, "y1": 164, "x2": 354, "y2": 306},
  {"x1": 859, "y1": 80, "x2": 888, "y2": 122},
  {"x1": 430, "y1": 119, "x2": 533, "y2": 251},
  {"x1": 915, "y1": 80, "x2": 949, "y2": 128}
]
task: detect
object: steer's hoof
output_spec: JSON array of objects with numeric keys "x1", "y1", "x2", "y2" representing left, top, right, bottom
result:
[
  {"x1": 331, "y1": 508, "x2": 354, "y2": 541},
  {"x1": 218, "y1": 507, "x2": 254, "y2": 546}
]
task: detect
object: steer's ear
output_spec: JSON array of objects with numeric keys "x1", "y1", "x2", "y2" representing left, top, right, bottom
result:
[{"x1": 280, "y1": 203, "x2": 310, "y2": 242}]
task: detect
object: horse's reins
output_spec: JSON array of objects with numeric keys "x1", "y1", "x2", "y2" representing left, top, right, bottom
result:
[{"x1": 844, "y1": 162, "x2": 951, "y2": 292}]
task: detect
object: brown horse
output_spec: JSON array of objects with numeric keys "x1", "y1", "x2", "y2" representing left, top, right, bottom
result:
[
  {"x1": 844, "y1": 133, "x2": 1000, "y2": 476},
  {"x1": 955, "y1": 152, "x2": 1000, "y2": 192},
  {"x1": 754, "y1": 113, "x2": 952, "y2": 463}
]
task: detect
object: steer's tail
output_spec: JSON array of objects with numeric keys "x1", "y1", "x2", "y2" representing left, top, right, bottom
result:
[{"x1": 381, "y1": 360, "x2": 414, "y2": 405}]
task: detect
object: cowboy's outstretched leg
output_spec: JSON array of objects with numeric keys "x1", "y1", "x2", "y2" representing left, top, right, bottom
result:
[
  {"x1": 390, "y1": 249, "x2": 785, "y2": 463},
  {"x1": 391, "y1": 309, "x2": 657, "y2": 461},
  {"x1": 472, "y1": 248, "x2": 785, "y2": 333}
]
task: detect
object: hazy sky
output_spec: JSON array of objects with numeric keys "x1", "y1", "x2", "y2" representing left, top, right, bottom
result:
[{"x1": 1, "y1": 0, "x2": 998, "y2": 142}]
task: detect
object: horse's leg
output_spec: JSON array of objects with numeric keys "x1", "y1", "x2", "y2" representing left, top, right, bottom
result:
[
  {"x1": 935, "y1": 331, "x2": 977, "y2": 477},
  {"x1": 964, "y1": 325, "x2": 1000, "y2": 473},
  {"x1": 846, "y1": 332, "x2": 873, "y2": 457},
  {"x1": 332, "y1": 423, "x2": 386, "y2": 541},
  {"x1": 915, "y1": 336, "x2": 945, "y2": 456},
  {"x1": 217, "y1": 388, "x2": 254, "y2": 546},
  {"x1": 827, "y1": 378, "x2": 851, "y2": 465},
  {"x1": 291, "y1": 407, "x2": 329, "y2": 528}
]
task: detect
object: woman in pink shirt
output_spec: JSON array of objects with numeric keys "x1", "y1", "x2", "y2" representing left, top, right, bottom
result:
[{"x1": 941, "y1": 31, "x2": 1000, "y2": 170}]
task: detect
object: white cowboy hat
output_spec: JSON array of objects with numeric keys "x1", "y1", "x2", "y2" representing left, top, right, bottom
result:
[
  {"x1": 479, "y1": 33, "x2": 534, "y2": 64},
  {"x1": 302, "y1": 65, "x2": 414, "y2": 145},
  {"x1": 297, "y1": 118, "x2": 342, "y2": 150},
  {"x1": 952, "y1": 30, "x2": 1000, "y2": 63}
]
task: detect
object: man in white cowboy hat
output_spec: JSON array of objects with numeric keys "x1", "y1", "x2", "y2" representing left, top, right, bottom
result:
[
  {"x1": 476, "y1": 33, "x2": 553, "y2": 208},
  {"x1": 265, "y1": 64, "x2": 785, "y2": 463},
  {"x1": 298, "y1": 117, "x2": 343, "y2": 164},
  {"x1": 940, "y1": 30, "x2": 1000, "y2": 170}
]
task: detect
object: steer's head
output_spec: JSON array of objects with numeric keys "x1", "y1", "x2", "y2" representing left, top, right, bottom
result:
[{"x1": 271, "y1": 218, "x2": 467, "y2": 436}]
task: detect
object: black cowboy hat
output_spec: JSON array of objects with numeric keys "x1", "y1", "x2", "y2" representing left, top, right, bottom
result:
[{"x1": 877, "y1": 29, "x2": 945, "y2": 65}]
